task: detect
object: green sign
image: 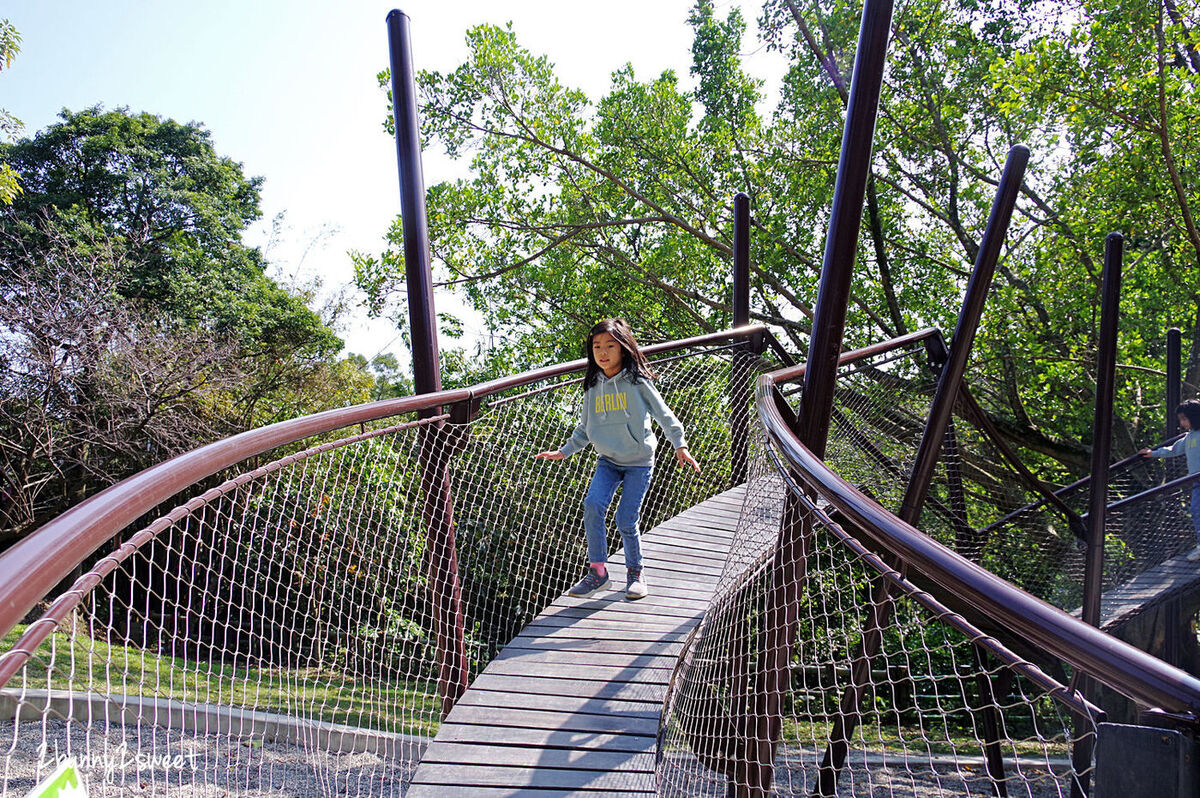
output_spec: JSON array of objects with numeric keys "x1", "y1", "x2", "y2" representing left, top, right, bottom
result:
[{"x1": 24, "y1": 758, "x2": 88, "y2": 798}]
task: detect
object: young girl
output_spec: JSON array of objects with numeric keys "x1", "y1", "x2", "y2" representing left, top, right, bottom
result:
[
  {"x1": 1141, "y1": 399, "x2": 1200, "y2": 562},
  {"x1": 535, "y1": 318, "x2": 701, "y2": 600}
]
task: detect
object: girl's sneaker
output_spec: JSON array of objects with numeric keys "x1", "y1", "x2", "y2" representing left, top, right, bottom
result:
[
  {"x1": 625, "y1": 569, "x2": 648, "y2": 600},
  {"x1": 568, "y1": 566, "x2": 612, "y2": 598},
  {"x1": 1187, "y1": 544, "x2": 1200, "y2": 562}
]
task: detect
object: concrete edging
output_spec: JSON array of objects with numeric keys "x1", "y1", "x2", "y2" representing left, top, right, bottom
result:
[{"x1": 0, "y1": 689, "x2": 428, "y2": 759}]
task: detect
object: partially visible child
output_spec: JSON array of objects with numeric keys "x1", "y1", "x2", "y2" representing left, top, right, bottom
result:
[
  {"x1": 1141, "y1": 399, "x2": 1200, "y2": 562},
  {"x1": 535, "y1": 318, "x2": 700, "y2": 600}
]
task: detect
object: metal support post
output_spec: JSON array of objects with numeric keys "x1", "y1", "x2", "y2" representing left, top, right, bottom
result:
[
  {"x1": 1168, "y1": 327, "x2": 1182, "y2": 433},
  {"x1": 900, "y1": 144, "x2": 1029, "y2": 524},
  {"x1": 817, "y1": 144, "x2": 1030, "y2": 793},
  {"x1": 795, "y1": 0, "x2": 894, "y2": 460},
  {"x1": 1083, "y1": 232, "x2": 1123, "y2": 628},
  {"x1": 1167, "y1": 328, "x2": 1183, "y2": 482},
  {"x1": 731, "y1": 192, "x2": 752, "y2": 486},
  {"x1": 747, "y1": 2, "x2": 895, "y2": 794},
  {"x1": 387, "y1": 9, "x2": 469, "y2": 717},
  {"x1": 1074, "y1": 232, "x2": 1124, "y2": 798}
]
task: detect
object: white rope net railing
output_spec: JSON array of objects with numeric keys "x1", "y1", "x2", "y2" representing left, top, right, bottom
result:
[
  {"x1": 658, "y1": 341, "x2": 1101, "y2": 797},
  {"x1": 1, "y1": 342, "x2": 771, "y2": 795}
]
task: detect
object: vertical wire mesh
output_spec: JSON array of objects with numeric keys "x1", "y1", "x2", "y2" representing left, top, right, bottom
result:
[
  {"x1": 658, "y1": 342, "x2": 1100, "y2": 797},
  {"x1": 1, "y1": 345, "x2": 769, "y2": 795}
]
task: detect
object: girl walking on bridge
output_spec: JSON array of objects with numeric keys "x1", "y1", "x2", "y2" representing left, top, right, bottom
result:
[
  {"x1": 1142, "y1": 399, "x2": 1200, "y2": 562},
  {"x1": 535, "y1": 318, "x2": 701, "y2": 600}
]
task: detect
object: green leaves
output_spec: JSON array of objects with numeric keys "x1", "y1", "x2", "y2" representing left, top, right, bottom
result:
[
  {"x1": 358, "y1": 0, "x2": 1200, "y2": 477},
  {"x1": 0, "y1": 19, "x2": 21, "y2": 205}
]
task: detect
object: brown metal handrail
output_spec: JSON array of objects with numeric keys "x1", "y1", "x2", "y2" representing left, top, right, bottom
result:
[
  {"x1": 978, "y1": 439, "x2": 1183, "y2": 537},
  {"x1": 0, "y1": 325, "x2": 769, "y2": 641},
  {"x1": 758, "y1": 364, "x2": 1200, "y2": 722},
  {"x1": 1092, "y1": 467, "x2": 1200, "y2": 518}
]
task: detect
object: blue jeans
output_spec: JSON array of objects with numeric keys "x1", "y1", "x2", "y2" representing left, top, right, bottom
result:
[{"x1": 583, "y1": 458, "x2": 652, "y2": 570}]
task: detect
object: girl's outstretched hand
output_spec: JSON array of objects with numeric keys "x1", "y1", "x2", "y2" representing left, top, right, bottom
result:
[
  {"x1": 676, "y1": 447, "x2": 701, "y2": 473},
  {"x1": 534, "y1": 450, "x2": 565, "y2": 461}
]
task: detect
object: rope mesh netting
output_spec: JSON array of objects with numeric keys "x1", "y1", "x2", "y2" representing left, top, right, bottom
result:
[
  {"x1": 972, "y1": 450, "x2": 1198, "y2": 622},
  {"x1": 0, "y1": 344, "x2": 769, "y2": 795},
  {"x1": 781, "y1": 339, "x2": 1199, "y2": 624},
  {"x1": 658, "y1": 341, "x2": 1099, "y2": 797}
]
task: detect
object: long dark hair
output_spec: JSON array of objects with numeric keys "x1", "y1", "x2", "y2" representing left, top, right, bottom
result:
[
  {"x1": 583, "y1": 318, "x2": 657, "y2": 388},
  {"x1": 1177, "y1": 400, "x2": 1200, "y2": 429}
]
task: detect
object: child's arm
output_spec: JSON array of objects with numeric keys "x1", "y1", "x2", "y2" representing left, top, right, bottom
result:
[
  {"x1": 535, "y1": 420, "x2": 588, "y2": 461},
  {"x1": 675, "y1": 447, "x2": 701, "y2": 473},
  {"x1": 1143, "y1": 433, "x2": 1189, "y2": 459},
  {"x1": 640, "y1": 382, "x2": 700, "y2": 473}
]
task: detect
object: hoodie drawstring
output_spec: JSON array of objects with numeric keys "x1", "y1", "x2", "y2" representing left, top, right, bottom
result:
[{"x1": 598, "y1": 371, "x2": 631, "y2": 419}]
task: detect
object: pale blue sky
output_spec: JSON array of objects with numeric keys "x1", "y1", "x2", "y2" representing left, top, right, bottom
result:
[{"x1": 2, "y1": 0, "x2": 778, "y2": 360}]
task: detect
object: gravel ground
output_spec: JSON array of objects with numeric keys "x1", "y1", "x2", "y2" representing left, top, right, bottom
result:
[
  {"x1": 1, "y1": 720, "x2": 420, "y2": 797},
  {"x1": 6, "y1": 720, "x2": 1072, "y2": 797},
  {"x1": 659, "y1": 748, "x2": 1073, "y2": 798}
]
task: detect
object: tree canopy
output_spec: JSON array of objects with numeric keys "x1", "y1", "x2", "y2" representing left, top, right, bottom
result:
[
  {"x1": 357, "y1": 0, "x2": 1200, "y2": 481},
  {"x1": 1, "y1": 107, "x2": 372, "y2": 545},
  {"x1": 3, "y1": 106, "x2": 340, "y2": 358},
  {"x1": 0, "y1": 18, "x2": 22, "y2": 205}
]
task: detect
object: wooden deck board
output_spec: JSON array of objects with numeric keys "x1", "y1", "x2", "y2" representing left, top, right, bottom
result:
[
  {"x1": 430, "y1": 723, "x2": 658, "y2": 751},
  {"x1": 463, "y1": 673, "x2": 668, "y2": 703},
  {"x1": 454, "y1": 689, "x2": 661, "y2": 717},
  {"x1": 406, "y1": 789, "x2": 651, "y2": 798},
  {"x1": 1089, "y1": 551, "x2": 1200, "y2": 630},
  {"x1": 412, "y1": 763, "x2": 656, "y2": 791},
  {"x1": 503, "y1": 638, "x2": 682, "y2": 656},
  {"x1": 418, "y1": 742, "x2": 656, "y2": 771},
  {"x1": 438, "y1": 706, "x2": 660, "y2": 735},
  {"x1": 405, "y1": 484, "x2": 744, "y2": 798}
]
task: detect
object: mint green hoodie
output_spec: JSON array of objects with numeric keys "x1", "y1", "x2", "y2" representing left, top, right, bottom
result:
[{"x1": 558, "y1": 370, "x2": 687, "y2": 466}]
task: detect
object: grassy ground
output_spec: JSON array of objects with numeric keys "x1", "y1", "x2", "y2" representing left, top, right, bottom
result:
[
  {"x1": 4, "y1": 625, "x2": 1075, "y2": 757},
  {"x1": 2, "y1": 624, "x2": 442, "y2": 737},
  {"x1": 781, "y1": 717, "x2": 1072, "y2": 758}
]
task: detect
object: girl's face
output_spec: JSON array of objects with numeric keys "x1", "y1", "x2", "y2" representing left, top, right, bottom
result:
[
  {"x1": 1180, "y1": 412, "x2": 1192, "y2": 432},
  {"x1": 592, "y1": 331, "x2": 624, "y2": 377}
]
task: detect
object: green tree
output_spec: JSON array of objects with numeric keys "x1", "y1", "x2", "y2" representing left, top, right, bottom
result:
[
  {"x1": 359, "y1": 0, "x2": 1200, "y2": 483},
  {"x1": 347, "y1": 352, "x2": 416, "y2": 400},
  {"x1": 0, "y1": 19, "x2": 22, "y2": 204},
  {"x1": 0, "y1": 108, "x2": 372, "y2": 545},
  {"x1": 2, "y1": 107, "x2": 337, "y2": 359}
]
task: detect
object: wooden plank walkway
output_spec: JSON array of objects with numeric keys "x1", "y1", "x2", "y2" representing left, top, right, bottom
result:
[
  {"x1": 405, "y1": 485, "x2": 745, "y2": 798},
  {"x1": 1085, "y1": 552, "x2": 1200, "y2": 631}
]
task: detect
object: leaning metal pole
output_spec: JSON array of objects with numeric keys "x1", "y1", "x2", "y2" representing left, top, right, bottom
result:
[
  {"x1": 794, "y1": 0, "x2": 893, "y2": 459},
  {"x1": 731, "y1": 192, "x2": 753, "y2": 486},
  {"x1": 1083, "y1": 232, "x2": 1123, "y2": 628},
  {"x1": 387, "y1": 9, "x2": 469, "y2": 717},
  {"x1": 742, "y1": 2, "x2": 894, "y2": 795},
  {"x1": 899, "y1": 145, "x2": 1030, "y2": 523},
  {"x1": 816, "y1": 144, "x2": 1031, "y2": 796},
  {"x1": 1168, "y1": 327, "x2": 1182, "y2": 439},
  {"x1": 1073, "y1": 232, "x2": 1123, "y2": 798},
  {"x1": 1167, "y1": 328, "x2": 1183, "y2": 482}
]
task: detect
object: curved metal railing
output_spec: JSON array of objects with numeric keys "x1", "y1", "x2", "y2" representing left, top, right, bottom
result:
[
  {"x1": 756, "y1": 365, "x2": 1200, "y2": 720},
  {"x1": 0, "y1": 325, "x2": 773, "y2": 795}
]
